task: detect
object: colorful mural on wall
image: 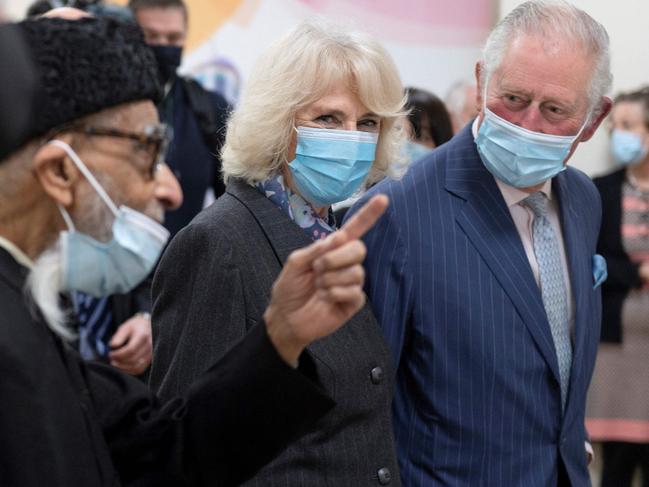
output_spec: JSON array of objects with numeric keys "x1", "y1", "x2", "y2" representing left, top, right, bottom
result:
[{"x1": 170, "y1": 0, "x2": 495, "y2": 105}]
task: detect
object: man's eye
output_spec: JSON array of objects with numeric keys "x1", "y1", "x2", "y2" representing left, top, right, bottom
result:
[
  {"x1": 134, "y1": 141, "x2": 149, "y2": 153},
  {"x1": 168, "y1": 34, "x2": 183, "y2": 45}
]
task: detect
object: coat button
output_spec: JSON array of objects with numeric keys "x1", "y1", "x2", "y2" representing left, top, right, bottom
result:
[
  {"x1": 370, "y1": 366, "x2": 384, "y2": 384},
  {"x1": 377, "y1": 467, "x2": 391, "y2": 484}
]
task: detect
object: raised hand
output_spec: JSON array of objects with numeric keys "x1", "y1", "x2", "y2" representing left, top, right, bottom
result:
[{"x1": 264, "y1": 195, "x2": 388, "y2": 365}]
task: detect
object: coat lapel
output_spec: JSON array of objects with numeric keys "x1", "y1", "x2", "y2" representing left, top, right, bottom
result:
[
  {"x1": 226, "y1": 178, "x2": 313, "y2": 266},
  {"x1": 553, "y1": 171, "x2": 591, "y2": 417},
  {"x1": 225, "y1": 178, "x2": 365, "y2": 367},
  {"x1": 444, "y1": 131, "x2": 561, "y2": 384}
]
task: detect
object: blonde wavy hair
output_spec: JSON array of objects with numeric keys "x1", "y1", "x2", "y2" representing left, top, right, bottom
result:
[{"x1": 221, "y1": 19, "x2": 407, "y2": 185}]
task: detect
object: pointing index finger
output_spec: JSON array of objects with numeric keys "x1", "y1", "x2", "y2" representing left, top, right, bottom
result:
[{"x1": 340, "y1": 194, "x2": 389, "y2": 241}]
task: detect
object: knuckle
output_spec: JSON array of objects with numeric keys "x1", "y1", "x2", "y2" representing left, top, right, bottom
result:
[
  {"x1": 355, "y1": 266, "x2": 365, "y2": 282},
  {"x1": 286, "y1": 253, "x2": 298, "y2": 267}
]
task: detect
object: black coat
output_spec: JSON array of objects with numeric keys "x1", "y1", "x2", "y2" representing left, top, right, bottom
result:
[
  {"x1": 593, "y1": 169, "x2": 643, "y2": 342},
  {"x1": 0, "y1": 247, "x2": 333, "y2": 487},
  {"x1": 150, "y1": 179, "x2": 401, "y2": 486},
  {"x1": 160, "y1": 78, "x2": 230, "y2": 237}
]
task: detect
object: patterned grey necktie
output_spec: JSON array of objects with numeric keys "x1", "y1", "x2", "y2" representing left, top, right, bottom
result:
[{"x1": 522, "y1": 192, "x2": 572, "y2": 411}]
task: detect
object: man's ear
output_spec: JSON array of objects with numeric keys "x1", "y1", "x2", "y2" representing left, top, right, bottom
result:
[
  {"x1": 32, "y1": 137, "x2": 80, "y2": 208},
  {"x1": 580, "y1": 96, "x2": 613, "y2": 142},
  {"x1": 474, "y1": 61, "x2": 484, "y2": 115}
]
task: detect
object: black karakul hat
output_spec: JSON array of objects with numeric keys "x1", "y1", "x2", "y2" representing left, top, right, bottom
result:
[{"x1": 17, "y1": 16, "x2": 162, "y2": 142}]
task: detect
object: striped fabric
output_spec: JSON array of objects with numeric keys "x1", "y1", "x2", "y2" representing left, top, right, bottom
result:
[
  {"x1": 586, "y1": 178, "x2": 649, "y2": 443},
  {"x1": 73, "y1": 291, "x2": 113, "y2": 360},
  {"x1": 348, "y1": 125, "x2": 603, "y2": 486}
]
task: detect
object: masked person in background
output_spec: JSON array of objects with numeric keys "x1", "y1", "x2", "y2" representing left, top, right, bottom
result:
[
  {"x1": 150, "y1": 20, "x2": 406, "y2": 486},
  {"x1": 586, "y1": 86, "x2": 649, "y2": 487},
  {"x1": 348, "y1": 1, "x2": 614, "y2": 484},
  {"x1": 0, "y1": 15, "x2": 388, "y2": 486},
  {"x1": 129, "y1": 0, "x2": 230, "y2": 237},
  {"x1": 402, "y1": 86, "x2": 454, "y2": 162}
]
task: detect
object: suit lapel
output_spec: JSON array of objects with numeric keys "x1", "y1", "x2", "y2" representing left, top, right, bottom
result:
[
  {"x1": 553, "y1": 172, "x2": 590, "y2": 417},
  {"x1": 444, "y1": 131, "x2": 561, "y2": 384}
]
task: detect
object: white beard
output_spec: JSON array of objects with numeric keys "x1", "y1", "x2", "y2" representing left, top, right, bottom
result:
[{"x1": 25, "y1": 241, "x2": 76, "y2": 340}]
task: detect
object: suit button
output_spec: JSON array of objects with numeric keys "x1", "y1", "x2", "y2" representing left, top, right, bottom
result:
[
  {"x1": 370, "y1": 366, "x2": 384, "y2": 384},
  {"x1": 377, "y1": 467, "x2": 391, "y2": 484}
]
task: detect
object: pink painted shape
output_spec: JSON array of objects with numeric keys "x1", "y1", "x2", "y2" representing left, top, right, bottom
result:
[
  {"x1": 293, "y1": 0, "x2": 493, "y2": 45},
  {"x1": 296, "y1": 0, "x2": 492, "y2": 28}
]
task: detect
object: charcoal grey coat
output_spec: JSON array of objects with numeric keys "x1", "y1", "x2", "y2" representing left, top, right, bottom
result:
[{"x1": 149, "y1": 178, "x2": 400, "y2": 486}]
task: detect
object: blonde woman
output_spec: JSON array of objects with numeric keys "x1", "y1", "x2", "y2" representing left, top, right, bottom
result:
[{"x1": 149, "y1": 20, "x2": 406, "y2": 486}]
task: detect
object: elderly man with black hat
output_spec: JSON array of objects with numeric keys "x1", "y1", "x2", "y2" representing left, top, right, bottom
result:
[{"x1": 0, "y1": 14, "x2": 387, "y2": 487}]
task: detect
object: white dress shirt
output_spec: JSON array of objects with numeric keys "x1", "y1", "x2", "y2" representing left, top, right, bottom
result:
[{"x1": 0, "y1": 235, "x2": 34, "y2": 269}]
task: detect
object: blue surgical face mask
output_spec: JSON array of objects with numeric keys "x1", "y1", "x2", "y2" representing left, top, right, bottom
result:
[
  {"x1": 288, "y1": 126, "x2": 378, "y2": 207},
  {"x1": 49, "y1": 140, "x2": 170, "y2": 297},
  {"x1": 475, "y1": 78, "x2": 588, "y2": 188},
  {"x1": 611, "y1": 129, "x2": 648, "y2": 166},
  {"x1": 404, "y1": 140, "x2": 433, "y2": 163}
]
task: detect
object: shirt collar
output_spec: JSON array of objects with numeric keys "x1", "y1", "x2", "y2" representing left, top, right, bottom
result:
[
  {"x1": 471, "y1": 117, "x2": 553, "y2": 208},
  {"x1": 471, "y1": 116, "x2": 480, "y2": 139},
  {"x1": 0, "y1": 236, "x2": 34, "y2": 270},
  {"x1": 495, "y1": 178, "x2": 552, "y2": 209}
]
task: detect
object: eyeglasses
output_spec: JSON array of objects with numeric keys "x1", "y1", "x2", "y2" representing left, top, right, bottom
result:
[{"x1": 66, "y1": 124, "x2": 173, "y2": 179}]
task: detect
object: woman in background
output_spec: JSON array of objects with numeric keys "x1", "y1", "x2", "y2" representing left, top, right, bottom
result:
[{"x1": 586, "y1": 86, "x2": 649, "y2": 487}]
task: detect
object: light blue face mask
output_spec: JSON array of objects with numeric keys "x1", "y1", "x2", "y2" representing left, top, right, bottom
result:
[
  {"x1": 476, "y1": 78, "x2": 588, "y2": 188},
  {"x1": 610, "y1": 129, "x2": 648, "y2": 166},
  {"x1": 404, "y1": 140, "x2": 433, "y2": 163},
  {"x1": 288, "y1": 126, "x2": 378, "y2": 208},
  {"x1": 49, "y1": 140, "x2": 170, "y2": 297}
]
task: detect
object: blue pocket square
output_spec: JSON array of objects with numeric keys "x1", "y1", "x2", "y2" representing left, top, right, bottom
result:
[{"x1": 592, "y1": 254, "x2": 607, "y2": 289}]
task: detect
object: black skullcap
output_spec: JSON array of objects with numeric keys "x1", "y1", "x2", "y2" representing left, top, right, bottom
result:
[{"x1": 14, "y1": 15, "x2": 162, "y2": 150}]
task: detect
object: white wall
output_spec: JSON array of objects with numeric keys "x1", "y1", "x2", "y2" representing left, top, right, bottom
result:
[
  {"x1": 4, "y1": 0, "x2": 31, "y2": 20},
  {"x1": 499, "y1": 0, "x2": 649, "y2": 177}
]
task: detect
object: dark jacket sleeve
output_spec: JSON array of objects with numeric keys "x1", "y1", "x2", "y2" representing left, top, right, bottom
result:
[
  {"x1": 594, "y1": 169, "x2": 642, "y2": 342},
  {"x1": 181, "y1": 78, "x2": 230, "y2": 198},
  {"x1": 85, "y1": 316, "x2": 334, "y2": 487}
]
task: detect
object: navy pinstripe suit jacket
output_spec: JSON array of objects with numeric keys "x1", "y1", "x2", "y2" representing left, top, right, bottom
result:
[{"x1": 349, "y1": 125, "x2": 603, "y2": 486}]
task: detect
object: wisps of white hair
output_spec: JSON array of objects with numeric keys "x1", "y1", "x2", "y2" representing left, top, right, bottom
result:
[
  {"x1": 481, "y1": 0, "x2": 612, "y2": 116},
  {"x1": 25, "y1": 243, "x2": 76, "y2": 341}
]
